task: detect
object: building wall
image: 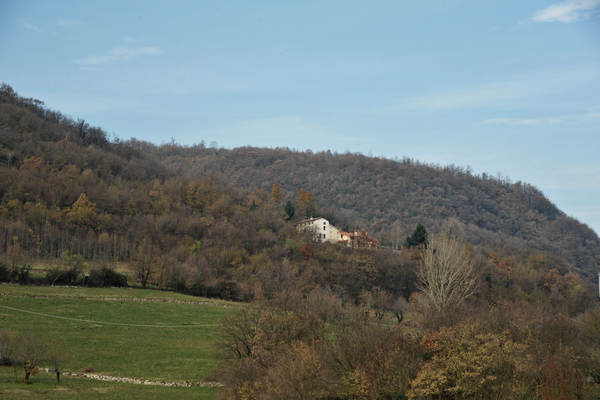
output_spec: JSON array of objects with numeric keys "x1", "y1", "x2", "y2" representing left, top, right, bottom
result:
[
  {"x1": 325, "y1": 223, "x2": 340, "y2": 243},
  {"x1": 297, "y1": 217, "x2": 339, "y2": 243}
]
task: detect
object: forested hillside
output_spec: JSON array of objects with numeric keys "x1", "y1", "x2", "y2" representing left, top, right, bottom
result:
[
  {"x1": 151, "y1": 145, "x2": 600, "y2": 279},
  {"x1": 0, "y1": 82, "x2": 600, "y2": 276},
  {"x1": 1, "y1": 83, "x2": 598, "y2": 282}
]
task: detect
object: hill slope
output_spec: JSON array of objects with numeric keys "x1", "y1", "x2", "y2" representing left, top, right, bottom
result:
[
  {"x1": 153, "y1": 146, "x2": 600, "y2": 279},
  {"x1": 1, "y1": 83, "x2": 598, "y2": 279}
]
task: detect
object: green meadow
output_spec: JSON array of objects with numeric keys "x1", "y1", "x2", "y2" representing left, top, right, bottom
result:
[{"x1": 0, "y1": 284, "x2": 235, "y2": 399}]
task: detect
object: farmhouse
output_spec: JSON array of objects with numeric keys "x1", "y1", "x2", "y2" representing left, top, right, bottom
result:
[
  {"x1": 296, "y1": 217, "x2": 340, "y2": 243},
  {"x1": 296, "y1": 217, "x2": 378, "y2": 248}
]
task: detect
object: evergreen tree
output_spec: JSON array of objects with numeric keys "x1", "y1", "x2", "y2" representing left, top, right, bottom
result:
[
  {"x1": 405, "y1": 224, "x2": 427, "y2": 248},
  {"x1": 284, "y1": 200, "x2": 295, "y2": 220}
]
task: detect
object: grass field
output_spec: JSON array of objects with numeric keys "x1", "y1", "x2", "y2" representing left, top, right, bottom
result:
[
  {"x1": 0, "y1": 284, "x2": 236, "y2": 399},
  {"x1": 0, "y1": 369, "x2": 220, "y2": 400}
]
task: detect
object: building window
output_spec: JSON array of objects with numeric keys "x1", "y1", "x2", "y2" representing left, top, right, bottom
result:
[{"x1": 323, "y1": 226, "x2": 326, "y2": 231}]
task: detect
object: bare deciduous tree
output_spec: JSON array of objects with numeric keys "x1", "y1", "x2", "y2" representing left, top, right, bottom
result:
[
  {"x1": 18, "y1": 336, "x2": 46, "y2": 384},
  {"x1": 390, "y1": 219, "x2": 403, "y2": 250},
  {"x1": 417, "y1": 233, "x2": 477, "y2": 312},
  {"x1": 0, "y1": 330, "x2": 16, "y2": 366},
  {"x1": 134, "y1": 239, "x2": 161, "y2": 288},
  {"x1": 48, "y1": 339, "x2": 66, "y2": 383}
]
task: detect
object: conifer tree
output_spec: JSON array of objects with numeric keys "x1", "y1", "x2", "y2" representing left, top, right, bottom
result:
[{"x1": 405, "y1": 224, "x2": 427, "y2": 248}]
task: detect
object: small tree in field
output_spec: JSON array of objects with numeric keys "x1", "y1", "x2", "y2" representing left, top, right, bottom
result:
[
  {"x1": 0, "y1": 330, "x2": 16, "y2": 366},
  {"x1": 133, "y1": 240, "x2": 161, "y2": 288},
  {"x1": 18, "y1": 336, "x2": 46, "y2": 384},
  {"x1": 48, "y1": 339, "x2": 66, "y2": 383}
]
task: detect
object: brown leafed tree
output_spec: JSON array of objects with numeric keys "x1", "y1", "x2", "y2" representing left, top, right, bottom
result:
[
  {"x1": 48, "y1": 339, "x2": 66, "y2": 383},
  {"x1": 68, "y1": 193, "x2": 97, "y2": 228},
  {"x1": 270, "y1": 183, "x2": 282, "y2": 204}
]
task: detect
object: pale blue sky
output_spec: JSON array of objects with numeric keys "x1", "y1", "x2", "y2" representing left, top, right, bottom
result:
[{"x1": 1, "y1": 1, "x2": 599, "y2": 234}]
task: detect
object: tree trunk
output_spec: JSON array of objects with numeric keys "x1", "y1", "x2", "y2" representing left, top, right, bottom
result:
[
  {"x1": 23, "y1": 362, "x2": 38, "y2": 384},
  {"x1": 395, "y1": 311, "x2": 403, "y2": 324}
]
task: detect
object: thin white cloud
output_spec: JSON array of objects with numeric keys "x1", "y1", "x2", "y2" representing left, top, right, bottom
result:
[
  {"x1": 57, "y1": 19, "x2": 82, "y2": 27},
  {"x1": 532, "y1": 0, "x2": 600, "y2": 23},
  {"x1": 481, "y1": 117, "x2": 562, "y2": 126},
  {"x1": 403, "y1": 82, "x2": 527, "y2": 111},
  {"x1": 76, "y1": 46, "x2": 162, "y2": 65},
  {"x1": 481, "y1": 111, "x2": 600, "y2": 126},
  {"x1": 121, "y1": 36, "x2": 139, "y2": 44},
  {"x1": 371, "y1": 65, "x2": 600, "y2": 113},
  {"x1": 22, "y1": 21, "x2": 43, "y2": 32}
]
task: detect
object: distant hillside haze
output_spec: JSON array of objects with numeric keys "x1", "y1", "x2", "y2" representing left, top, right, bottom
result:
[{"x1": 1, "y1": 83, "x2": 599, "y2": 279}]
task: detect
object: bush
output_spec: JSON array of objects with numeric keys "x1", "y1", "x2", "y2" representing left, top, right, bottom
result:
[
  {"x1": 45, "y1": 266, "x2": 82, "y2": 286},
  {"x1": 170, "y1": 275, "x2": 188, "y2": 293},
  {"x1": 0, "y1": 263, "x2": 9, "y2": 282},
  {"x1": 86, "y1": 266, "x2": 127, "y2": 287},
  {"x1": 187, "y1": 281, "x2": 207, "y2": 297},
  {"x1": 15, "y1": 264, "x2": 31, "y2": 284},
  {"x1": 212, "y1": 281, "x2": 239, "y2": 300},
  {"x1": 185, "y1": 280, "x2": 240, "y2": 301}
]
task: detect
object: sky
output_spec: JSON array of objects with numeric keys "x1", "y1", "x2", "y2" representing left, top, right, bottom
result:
[{"x1": 1, "y1": 0, "x2": 599, "y2": 234}]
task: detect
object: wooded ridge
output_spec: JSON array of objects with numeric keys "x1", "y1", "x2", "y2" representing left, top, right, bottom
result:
[
  {"x1": 1, "y1": 83, "x2": 598, "y2": 283},
  {"x1": 152, "y1": 139, "x2": 600, "y2": 279}
]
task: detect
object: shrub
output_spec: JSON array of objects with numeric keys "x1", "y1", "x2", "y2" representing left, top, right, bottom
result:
[
  {"x1": 0, "y1": 263, "x2": 9, "y2": 282},
  {"x1": 86, "y1": 266, "x2": 127, "y2": 287},
  {"x1": 15, "y1": 264, "x2": 31, "y2": 284},
  {"x1": 213, "y1": 281, "x2": 239, "y2": 300},
  {"x1": 186, "y1": 281, "x2": 240, "y2": 300},
  {"x1": 45, "y1": 265, "x2": 82, "y2": 286}
]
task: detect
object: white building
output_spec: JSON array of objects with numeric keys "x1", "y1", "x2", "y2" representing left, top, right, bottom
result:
[
  {"x1": 296, "y1": 217, "x2": 379, "y2": 248},
  {"x1": 295, "y1": 217, "x2": 340, "y2": 243}
]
